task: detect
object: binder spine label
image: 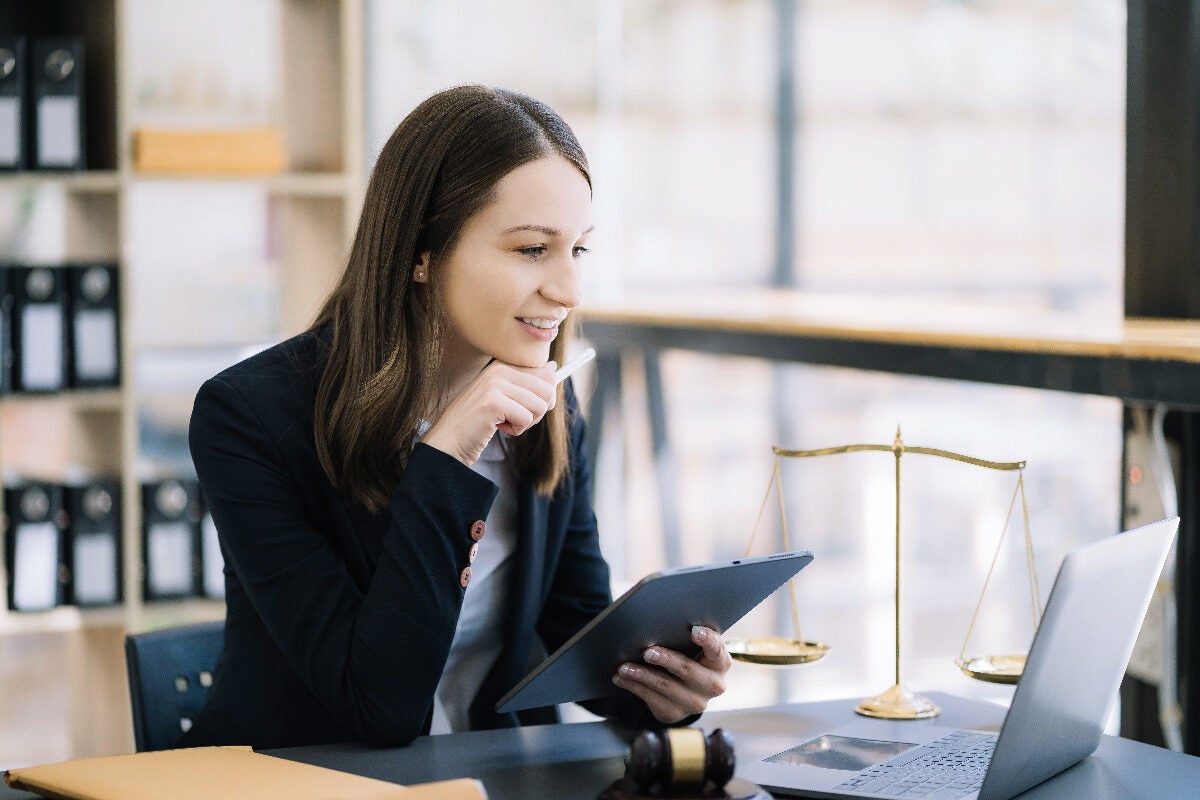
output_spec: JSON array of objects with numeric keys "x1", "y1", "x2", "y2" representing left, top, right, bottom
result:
[
  {"x1": 19, "y1": 303, "x2": 65, "y2": 389},
  {"x1": 0, "y1": 97, "x2": 20, "y2": 166},
  {"x1": 36, "y1": 95, "x2": 80, "y2": 167}
]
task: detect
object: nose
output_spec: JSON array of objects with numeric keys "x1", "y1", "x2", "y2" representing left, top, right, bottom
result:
[{"x1": 541, "y1": 252, "x2": 582, "y2": 309}]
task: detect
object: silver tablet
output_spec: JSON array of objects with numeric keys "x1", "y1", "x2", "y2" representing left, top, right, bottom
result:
[{"x1": 495, "y1": 550, "x2": 813, "y2": 713}]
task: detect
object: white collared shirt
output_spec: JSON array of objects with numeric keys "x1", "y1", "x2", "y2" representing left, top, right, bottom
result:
[{"x1": 428, "y1": 432, "x2": 519, "y2": 734}]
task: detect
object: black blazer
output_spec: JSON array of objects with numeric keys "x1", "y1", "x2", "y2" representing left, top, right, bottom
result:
[{"x1": 180, "y1": 329, "x2": 650, "y2": 749}]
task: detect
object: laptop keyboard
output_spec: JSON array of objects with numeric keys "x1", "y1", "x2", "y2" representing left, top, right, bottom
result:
[{"x1": 831, "y1": 730, "x2": 996, "y2": 798}]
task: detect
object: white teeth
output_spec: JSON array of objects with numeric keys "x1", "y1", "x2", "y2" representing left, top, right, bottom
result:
[{"x1": 520, "y1": 318, "x2": 559, "y2": 329}]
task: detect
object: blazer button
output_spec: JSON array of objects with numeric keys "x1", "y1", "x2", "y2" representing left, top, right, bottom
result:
[
  {"x1": 469, "y1": 520, "x2": 486, "y2": 541},
  {"x1": 459, "y1": 567, "x2": 472, "y2": 588},
  {"x1": 467, "y1": 542, "x2": 479, "y2": 564}
]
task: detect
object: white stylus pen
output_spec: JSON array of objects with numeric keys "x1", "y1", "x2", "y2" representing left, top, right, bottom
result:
[{"x1": 553, "y1": 347, "x2": 596, "y2": 384}]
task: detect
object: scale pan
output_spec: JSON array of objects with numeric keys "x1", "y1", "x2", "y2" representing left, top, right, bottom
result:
[
  {"x1": 726, "y1": 636, "x2": 829, "y2": 665},
  {"x1": 956, "y1": 654, "x2": 1025, "y2": 684}
]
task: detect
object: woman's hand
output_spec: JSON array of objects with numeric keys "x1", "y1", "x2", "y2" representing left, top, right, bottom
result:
[
  {"x1": 422, "y1": 359, "x2": 557, "y2": 465},
  {"x1": 611, "y1": 625, "x2": 732, "y2": 724}
]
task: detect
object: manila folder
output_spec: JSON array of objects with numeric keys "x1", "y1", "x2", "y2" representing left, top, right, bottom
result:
[{"x1": 3, "y1": 745, "x2": 487, "y2": 800}]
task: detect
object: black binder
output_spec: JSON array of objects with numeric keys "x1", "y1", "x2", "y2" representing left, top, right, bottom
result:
[
  {"x1": 29, "y1": 37, "x2": 84, "y2": 170},
  {"x1": 11, "y1": 265, "x2": 68, "y2": 392},
  {"x1": 141, "y1": 479, "x2": 202, "y2": 600},
  {"x1": 64, "y1": 479, "x2": 122, "y2": 607},
  {"x1": 68, "y1": 263, "x2": 120, "y2": 388},
  {"x1": 0, "y1": 264, "x2": 13, "y2": 393},
  {"x1": 4, "y1": 480, "x2": 67, "y2": 612},
  {"x1": 0, "y1": 36, "x2": 26, "y2": 171}
]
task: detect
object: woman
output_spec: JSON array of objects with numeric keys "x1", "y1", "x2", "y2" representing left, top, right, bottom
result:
[{"x1": 181, "y1": 85, "x2": 731, "y2": 750}]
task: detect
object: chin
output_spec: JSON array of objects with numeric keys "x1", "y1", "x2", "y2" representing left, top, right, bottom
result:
[{"x1": 497, "y1": 347, "x2": 552, "y2": 369}]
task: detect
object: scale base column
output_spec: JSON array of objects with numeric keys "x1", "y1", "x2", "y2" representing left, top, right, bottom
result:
[{"x1": 855, "y1": 684, "x2": 941, "y2": 720}]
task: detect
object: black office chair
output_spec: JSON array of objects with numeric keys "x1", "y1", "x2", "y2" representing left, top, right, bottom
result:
[{"x1": 124, "y1": 620, "x2": 225, "y2": 751}]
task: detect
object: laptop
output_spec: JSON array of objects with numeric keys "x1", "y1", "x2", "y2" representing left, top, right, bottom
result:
[{"x1": 739, "y1": 516, "x2": 1178, "y2": 800}]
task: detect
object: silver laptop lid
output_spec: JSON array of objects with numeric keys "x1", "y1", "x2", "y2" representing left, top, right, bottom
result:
[{"x1": 979, "y1": 516, "x2": 1177, "y2": 800}]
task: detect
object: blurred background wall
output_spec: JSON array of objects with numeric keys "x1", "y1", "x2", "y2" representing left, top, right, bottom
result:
[{"x1": 0, "y1": 0, "x2": 1128, "y2": 763}]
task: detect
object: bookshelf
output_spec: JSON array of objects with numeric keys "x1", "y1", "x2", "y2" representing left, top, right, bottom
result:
[{"x1": 0, "y1": 0, "x2": 363, "y2": 761}]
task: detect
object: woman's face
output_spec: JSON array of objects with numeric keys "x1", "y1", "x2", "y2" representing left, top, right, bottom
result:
[{"x1": 432, "y1": 154, "x2": 592, "y2": 375}]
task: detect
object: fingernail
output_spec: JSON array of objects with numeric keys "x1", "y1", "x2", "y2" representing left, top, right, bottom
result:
[
  {"x1": 644, "y1": 647, "x2": 662, "y2": 664},
  {"x1": 692, "y1": 626, "x2": 708, "y2": 642},
  {"x1": 620, "y1": 664, "x2": 637, "y2": 677}
]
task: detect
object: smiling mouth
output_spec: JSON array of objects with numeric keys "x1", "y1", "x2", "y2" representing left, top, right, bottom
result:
[{"x1": 519, "y1": 317, "x2": 561, "y2": 330}]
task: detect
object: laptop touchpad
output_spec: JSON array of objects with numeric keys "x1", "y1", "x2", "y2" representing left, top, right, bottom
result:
[{"x1": 765, "y1": 735, "x2": 918, "y2": 771}]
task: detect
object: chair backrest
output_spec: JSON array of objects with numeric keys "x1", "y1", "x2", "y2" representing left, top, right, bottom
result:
[{"x1": 124, "y1": 620, "x2": 225, "y2": 751}]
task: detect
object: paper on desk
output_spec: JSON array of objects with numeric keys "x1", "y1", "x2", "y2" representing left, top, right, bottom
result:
[{"x1": 3, "y1": 746, "x2": 487, "y2": 800}]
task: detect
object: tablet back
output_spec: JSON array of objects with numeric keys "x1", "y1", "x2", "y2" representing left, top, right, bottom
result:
[{"x1": 495, "y1": 550, "x2": 813, "y2": 713}]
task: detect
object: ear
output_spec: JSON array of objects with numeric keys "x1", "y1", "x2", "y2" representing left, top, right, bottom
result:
[{"x1": 413, "y1": 252, "x2": 431, "y2": 283}]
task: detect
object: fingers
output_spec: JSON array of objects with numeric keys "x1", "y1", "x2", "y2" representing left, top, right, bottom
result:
[
  {"x1": 493, "y1": 361, "x2": 556, "y2": 406},
  {"x1": 422, "y1": 360, "x2": 557, "y2": 465},
  {"x1": 488, "y1": 384, "x2": 542, "y2": 433},
  {"x1": 612, "y1": 657, "x2": 710, "y2": 723},
  {"x1": 649, "y1": 631, "x2": 731, "y2": 699},
  {"x1": 611, "y1": 627, "x2": 730, "y2": 725},
  {"x1": 691, "y1": 625, "x2": 733, "y2": 672}
]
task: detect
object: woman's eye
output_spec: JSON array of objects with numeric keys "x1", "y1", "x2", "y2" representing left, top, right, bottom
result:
[
  {"x1": 573, "y1": 245, "x2": 591, "y2": 258},
  {"x1": 517, "y1": 245, "x2": 546, "y2": 259}
]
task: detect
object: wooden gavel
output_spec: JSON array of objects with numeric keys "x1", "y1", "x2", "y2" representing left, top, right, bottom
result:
[{"x1": 625, "y1": 728, "x2": 736, "y2": 795}]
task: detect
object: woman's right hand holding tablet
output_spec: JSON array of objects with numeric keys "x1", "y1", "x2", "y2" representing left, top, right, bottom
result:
[{"x1": 422, "y1": 359, "x2": 557, "y2": 466}]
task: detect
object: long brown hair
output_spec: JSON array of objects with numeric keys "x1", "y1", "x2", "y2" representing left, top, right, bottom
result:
[{"x1": 310, "y1": 86, "x2": 591, "y2": 511}]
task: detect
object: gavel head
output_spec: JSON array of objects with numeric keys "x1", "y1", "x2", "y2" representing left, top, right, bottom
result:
[{"x1": 625, "y1": 728, "x2": 736, "y2": 795}]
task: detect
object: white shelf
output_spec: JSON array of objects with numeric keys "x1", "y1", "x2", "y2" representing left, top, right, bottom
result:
[
  {"x1": 0, "y1": 171, "x2": 123, "y2": 194},
  {"x1": 125, "y1": 170, "x2": 351, "y2": 197},
  {"x1": 0, "y1": 605, "x2": 129, "y2": 636},
  {"x1": 0, "y1": 390, "x2": 124, "y2": 413},
  {"x1": 0, "y1": 0, "x2": 364, "y2": 761}
]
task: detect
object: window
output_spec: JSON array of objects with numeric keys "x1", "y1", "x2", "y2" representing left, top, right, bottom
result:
[{"x1": 367, "y1": 0, "x2": 1126, "y2": 712}]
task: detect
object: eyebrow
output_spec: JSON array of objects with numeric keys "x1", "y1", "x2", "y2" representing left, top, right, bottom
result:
[{"x1": 501, "y1": 224, "x2": 595, "y2": 237}]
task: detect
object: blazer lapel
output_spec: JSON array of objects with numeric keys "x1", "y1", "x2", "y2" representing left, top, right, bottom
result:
[
  {"x1": 507, "y1": 476, "x2": 547, "y2": 665},
  {"x1": 469, "y1": 476, "x2": 549, "y2": 728}
]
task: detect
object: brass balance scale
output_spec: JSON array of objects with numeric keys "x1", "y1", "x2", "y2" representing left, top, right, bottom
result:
[{"x1": 724, "y1": 428, "x2": 1043, "y2": 720}]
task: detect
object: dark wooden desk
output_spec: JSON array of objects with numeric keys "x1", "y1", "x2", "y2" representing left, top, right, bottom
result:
[
  {"x1": 578, "y1": 289, "x2": 1200, "y2": 409},
  {"x1": 574, "y1": 289, "x2": 1200, "y2": 563},
  {"x1": 269, "y1": 692, "x2": 1200, "y2": 799}
]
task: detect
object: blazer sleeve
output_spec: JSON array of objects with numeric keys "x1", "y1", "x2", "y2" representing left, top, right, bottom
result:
[{"x1": 190, "y1": 375, "x2": 497, "y2": 746}]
